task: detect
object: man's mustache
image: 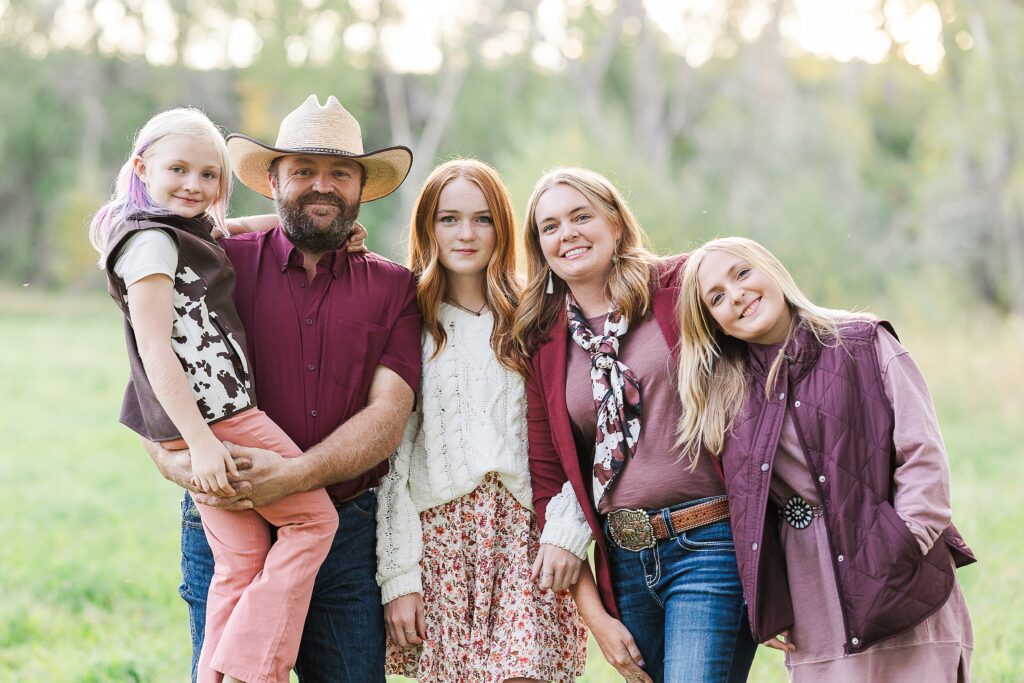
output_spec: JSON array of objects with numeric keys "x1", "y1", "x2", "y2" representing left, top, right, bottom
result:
[{"x1": 299, "y1": 192, "x2": 344, "y2": 208}]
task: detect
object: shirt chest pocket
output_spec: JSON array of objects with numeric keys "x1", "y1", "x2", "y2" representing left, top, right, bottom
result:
[{"x1": 327, "y1": 317, "x2": 391, "y2": 389}]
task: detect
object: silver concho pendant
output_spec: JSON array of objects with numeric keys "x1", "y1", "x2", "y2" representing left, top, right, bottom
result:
[{"x1": 782, "y1": 496, "x2": 815, "y2": 529}]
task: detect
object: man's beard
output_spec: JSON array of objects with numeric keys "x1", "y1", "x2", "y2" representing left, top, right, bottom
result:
[{"x1": 277, "y1": 190, "x2": 360, "y2": 254}]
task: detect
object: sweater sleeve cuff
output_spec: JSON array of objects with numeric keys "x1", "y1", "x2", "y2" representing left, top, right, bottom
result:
[
  {"x1": 380, "y1": 572, "x2": 423, "y2": 605},
  {"x1": 540, "y1": 520, "x2": 593, "y2": 559}
]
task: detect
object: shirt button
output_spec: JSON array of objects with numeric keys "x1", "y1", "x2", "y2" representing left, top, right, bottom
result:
[
  {"x1": 306, "y1": 318, "x2": 313, "y2": 326},
  {"x1": 778, "y1": 392, "x2": 785, "y2": 400},
  {"x1": 311, "y1": 409, "x2": 318, "y2": 417},
  {"x1": 818, "y1": 475, "x2": 826, "y2": 483},
  {"x1": 794, "y1": 400, "x2": 801, "y2": 407},
  {"x1": 837, "y1": 554, "x2": 845, "y2": 562},
  {"x1": 299, "y1": 282, "x2": 306, "y2": 288},
  {"x1": 761, "y1": 463, "x2": 769, "y2": 472},
  {"x1": 851, "y1": 637, "x2": 860, "y2": 646},
  {"x1": 751, "y1": 543, "x2": 758, "y2": 551},
  {"x1": 307, "y1": 363, "x2": 316, "y2": 371}
]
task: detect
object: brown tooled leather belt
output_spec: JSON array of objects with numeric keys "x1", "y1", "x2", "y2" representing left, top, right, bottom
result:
[{"x1": 606, "y1": 496, "x2": 731, "y2": 552}]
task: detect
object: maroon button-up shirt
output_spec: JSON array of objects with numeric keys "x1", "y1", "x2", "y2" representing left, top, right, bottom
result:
[{"x1": 221, "y1": 227, "x2": 421, "y2": 500}]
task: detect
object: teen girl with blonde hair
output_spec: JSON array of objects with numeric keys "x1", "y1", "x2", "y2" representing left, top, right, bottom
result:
[
  {"x1": 676, "y1": 236, "x2": 975, "y2": 682},
  {"x1": 375, "y1": 159, "x2": 587, "y2": 682}
]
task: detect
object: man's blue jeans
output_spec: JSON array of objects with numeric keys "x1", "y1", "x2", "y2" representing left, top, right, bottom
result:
[
  {"x1": 605, "y1": 498, "x2": 757, "y2": 683},
  {"x1": 179, "y1": 490, "x2": 386, "y2": 682}
]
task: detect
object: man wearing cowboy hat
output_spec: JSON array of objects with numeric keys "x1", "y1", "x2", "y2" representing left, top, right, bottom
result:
[{"x1": 145, "y1": 95, "x2": 421, "y2": 682}]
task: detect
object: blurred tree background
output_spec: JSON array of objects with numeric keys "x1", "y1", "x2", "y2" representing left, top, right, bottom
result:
[
  {"x1": 1, "y1": 0, "x2": 1021, "y2": 319},
  {"x1": 3, "y1": 2, "x2": 1023, "y2": 680}
]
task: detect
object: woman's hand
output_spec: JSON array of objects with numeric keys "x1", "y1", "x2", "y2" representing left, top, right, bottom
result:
[
  {"x1": 590, "y1": 613, "x2": 652, "y2": 683},
  {"x1": 190, "y1": 437, "x2": 240, "y2": 497},
  {"x1": 346, "y1": 222, "x2": 368, "y2": 252},
  {"x1": 762, "y1": 630, "x2": 796, "y2": 653},
  {"x1": 384, "y1": 593, "x2": 425, "y2": 648},
  {"x1": 531, "y1": 542, "x2": 583, "y2": 592}
]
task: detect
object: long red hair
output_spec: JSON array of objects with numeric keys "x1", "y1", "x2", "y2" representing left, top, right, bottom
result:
[{"x1": 407, "y1": 159, "x2": 521, "y2": 371}]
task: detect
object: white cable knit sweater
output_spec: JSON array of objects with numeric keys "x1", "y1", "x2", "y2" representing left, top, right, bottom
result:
[{"x1": 375, "y1": 303, "x2": 592, "y2": 604}]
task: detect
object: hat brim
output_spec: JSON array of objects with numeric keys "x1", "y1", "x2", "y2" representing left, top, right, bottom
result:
[{"x1": 226, "y1": 134, "x2": 413, "y2": 203}]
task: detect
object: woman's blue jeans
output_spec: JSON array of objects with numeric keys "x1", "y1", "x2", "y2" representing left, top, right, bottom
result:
[{"x1": 605, "y1": 498, "x2": 757, "y2": 683}]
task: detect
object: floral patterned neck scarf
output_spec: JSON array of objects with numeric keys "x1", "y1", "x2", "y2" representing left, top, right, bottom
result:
[{"x1": 566, "y1": 294, "x2": 642, "y2": 506}]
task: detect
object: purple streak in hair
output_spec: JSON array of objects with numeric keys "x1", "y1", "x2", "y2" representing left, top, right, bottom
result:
[{"x1": 122, "y1": 135, "x2": 176, "y2": 219}]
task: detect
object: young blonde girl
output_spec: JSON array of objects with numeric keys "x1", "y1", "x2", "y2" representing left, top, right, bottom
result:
[
  {"x1": 676, "y1": 236, "x2": 975, "y2": 682},
  {"x1": 374, "y1": 159, "x2": 587, "y2": 682},
  {"x1": 90, "y1": 108, "x2": 337, "y2": 683}
]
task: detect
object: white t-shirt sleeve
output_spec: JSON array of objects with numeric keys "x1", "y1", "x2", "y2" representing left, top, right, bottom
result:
[{"x1": 112, "y1": 229, "x2": 179, "y2": 287}]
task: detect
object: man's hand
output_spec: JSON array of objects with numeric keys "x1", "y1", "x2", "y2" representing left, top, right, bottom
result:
[
  {"x1": 531, "y1": 543, "x2": 583, "y2": 592},
  {"x1": 384, "y1": 593, "x2": 426, "y2": 648},
  {"x1": 590, "y1": 613, "x2": 652, "y2": 683},
  {"x1": 142, "y1": 437, "x2": 252, "y2": 501}
]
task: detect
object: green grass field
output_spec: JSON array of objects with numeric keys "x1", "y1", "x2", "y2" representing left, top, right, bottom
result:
[{"x1": 2, "y1": 288, "x2": 1021, "y2": 681}]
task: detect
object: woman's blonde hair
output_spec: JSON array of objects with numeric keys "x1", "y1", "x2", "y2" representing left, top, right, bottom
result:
[
  {"x1": 89, "y1": 107, "x2": 231, "y2": 266},
  {"x1": 407, "y1": 159, "x2": 521, "y2": 371},
  {"x1": 676, "y1": 236, "x2": 868, "y2": 464},
  {"x1": 509, "y1": 167, "x2": 658, "y2": 371}
]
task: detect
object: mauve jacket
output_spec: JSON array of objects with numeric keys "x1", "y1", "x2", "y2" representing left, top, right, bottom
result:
[
  {"x1": 722, "y1": 318, "x2": 975, "y2": 654},
  {"x1": 525, "y1": 256, "x2": 720, "y2": 618}
]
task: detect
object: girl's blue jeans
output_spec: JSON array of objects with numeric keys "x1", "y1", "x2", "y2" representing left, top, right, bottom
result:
[{"x1": 605, "y1": 497, "x2": 757, "y2": 683}]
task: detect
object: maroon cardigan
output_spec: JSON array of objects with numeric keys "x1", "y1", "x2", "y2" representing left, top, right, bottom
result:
[{"x1": 525, "y1": 255, "x2": 717, "y2": 617}]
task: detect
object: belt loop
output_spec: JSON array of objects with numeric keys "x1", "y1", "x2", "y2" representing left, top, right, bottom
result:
[{"x1": 661, "y1": 507, "x2": 676, "y2": 538}]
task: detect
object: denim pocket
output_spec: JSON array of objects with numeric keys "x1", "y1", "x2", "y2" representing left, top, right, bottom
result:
[
  {"x1": 181, "y1": 492, "x2": 204, "y2": 530},
  {"x1": 676, "y1": 519, "x2": 736, "y2": 552},
  {"x1": 346, "y1": 491, "x2": 378, "y2": 518}
]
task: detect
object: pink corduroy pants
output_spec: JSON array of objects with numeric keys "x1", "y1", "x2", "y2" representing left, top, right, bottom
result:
[{"x1": 167, "y1": 407, "x2": 338, "y2": 683}]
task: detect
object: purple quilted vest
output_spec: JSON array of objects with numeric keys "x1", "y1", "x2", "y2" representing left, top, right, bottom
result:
[{"x1": 721, "y1": 319, "x2": 975, "y2": 653}]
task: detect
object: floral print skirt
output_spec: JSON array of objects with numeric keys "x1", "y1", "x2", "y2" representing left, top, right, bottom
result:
[{"x1": 386, "y1": 473, "x2": 588, "y2": 682}]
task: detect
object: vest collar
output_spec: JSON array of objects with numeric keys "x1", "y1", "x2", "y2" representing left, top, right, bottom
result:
[{"x1": 745, "y1": 317, "x2": 821, "y2": 383}]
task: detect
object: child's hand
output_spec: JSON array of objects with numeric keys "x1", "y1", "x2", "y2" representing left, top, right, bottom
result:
[
  {"x1": 223, "y1": 214, "x2": 278, "y2": 236},
  {"x1": 190, "y1": 439, "x2": 240, "y2": 497},
  {"x1": 346, "y1": 222, "x2": 368, "y2": 253}
]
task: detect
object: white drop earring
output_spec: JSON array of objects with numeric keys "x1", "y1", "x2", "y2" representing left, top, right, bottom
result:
[{"x1": 546, "y1": 268, "x2": 554, "y2": 294}]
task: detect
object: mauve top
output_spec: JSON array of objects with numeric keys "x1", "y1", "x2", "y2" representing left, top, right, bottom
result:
[
  {"x1": 566, "y1": 312, "x2": 725, "y2": 513},
  {"x1": 222, "y1": 227, "x2": 422, "y2": 501},
  {"x1": 770, "y1": 327, "x2": 972, "y2": 682}
]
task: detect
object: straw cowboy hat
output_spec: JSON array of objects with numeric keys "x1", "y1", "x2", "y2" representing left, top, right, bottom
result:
[{"x1": 226, "y1": 95, "x2": 413, "y2": 202}]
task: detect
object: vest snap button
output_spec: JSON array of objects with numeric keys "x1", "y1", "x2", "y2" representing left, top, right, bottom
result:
[
  {"x1": 818, "y1": 475, "x2": 826, "y2": 483},
  {"x1": 778, "y1": 392, "x2": 785, "y2": 400},
  {"x1": 752, "y1": 543, "x2": 758, "y2": 551},
  {"x1": 851, "y1": 637, "x2": 860, "y2": 646},
  {"x1": 761, "y1": 463, "x2": 769, "y2": 472},
  {"x1": 837, "y1": 554, "x2": 844, "y2": 562},
  {"x1": 794, "y1": 400, "x2": 801, "y2": 407}
]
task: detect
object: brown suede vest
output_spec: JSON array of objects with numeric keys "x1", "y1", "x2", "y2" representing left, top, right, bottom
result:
[{"x1": 104, "y1": 213, "x2": 253, "y2": 441}]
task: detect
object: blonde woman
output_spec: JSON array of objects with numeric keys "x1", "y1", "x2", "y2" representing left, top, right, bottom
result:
[
  {"x1": 675, "y1": 236, "x2": 975, "y2": 682},
  {"x1": 375, "y1": 159, "x2": 587, "y2": 683},
  {"x1": 512, "y1": 168, "x2": 757, "y2": 683}
]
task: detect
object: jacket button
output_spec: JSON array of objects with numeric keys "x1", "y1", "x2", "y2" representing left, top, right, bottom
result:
[
  {"x1": 778, "y1": 392, "x2": 785, "y2": 400},
  {"x1": 794, "y1": 400, "x2": 801, "y2": 407},
  {"x1": 761, "y1": 463, "x2": 769, "y2": 472},
  {"x1": 851, "y1": 637, "x2": 860, "y2": 646},
  {"x1": 751, "y1": 543, "x2": 758, "y2": 551},
  {"x1": 837, "y1": 554, "x2": 844, "y2": 562}
]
